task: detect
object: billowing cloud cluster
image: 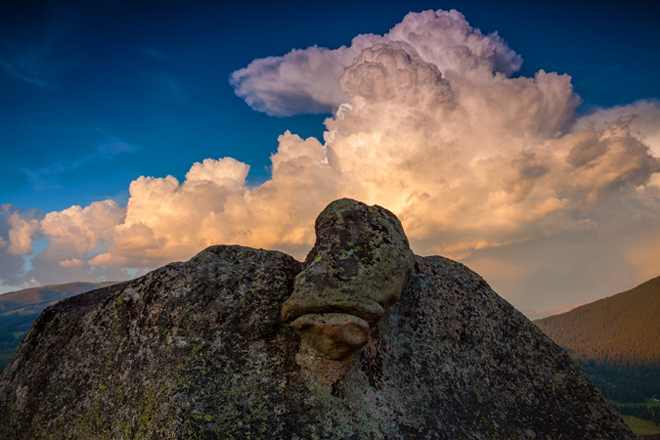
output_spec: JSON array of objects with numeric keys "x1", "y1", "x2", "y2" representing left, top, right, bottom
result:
[
  {"x1": 2, "y1": 10, "x2": 659, "y2": 312},
  {"x1": 230, "y1": 10, "x2": 522, "y2": 116}
]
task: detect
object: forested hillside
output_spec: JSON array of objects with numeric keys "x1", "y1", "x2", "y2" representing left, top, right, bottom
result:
[
  {"x1": 535, "y1": 276, "x2": 660, "y2": 403},
  {"x1": 0, "y1": 282, "x2": 119, "y2": 371},
  {"x1": 535, "y1": 276, "x2": 660, "y2": 365}
]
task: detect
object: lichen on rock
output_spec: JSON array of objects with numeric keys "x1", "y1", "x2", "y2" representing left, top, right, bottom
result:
[
  {"x1": 282, "y1": 199, "x2": 415, "y2": 384},
  {"x1": 282, "y1": 199, "x2": 415, "y2": 327},
  {"x1": 0, "y1": 199, "x2": 638, "y2": 439}
]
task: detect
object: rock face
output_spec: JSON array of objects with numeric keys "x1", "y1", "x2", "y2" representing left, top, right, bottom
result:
[
  {"x1": 282, "y1": 199, "x2": 415, "y2": 328},
  {"x1": 0, "y1": 200, "x2": 636, "y2": 439},
  {"x1": 282, "y1": 199, "x2": 415, "y2": 384}
]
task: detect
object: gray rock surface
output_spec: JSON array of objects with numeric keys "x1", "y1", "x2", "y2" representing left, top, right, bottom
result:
[
  {"x1": 282, "y1": 198, "x2": 415, "y2": 328},
  {"x1": 0, "y1": 200, "x2": 637, "y2": 439},
  {"x1": 282, "y1": 199, "x2": 415, "y2": 384}
]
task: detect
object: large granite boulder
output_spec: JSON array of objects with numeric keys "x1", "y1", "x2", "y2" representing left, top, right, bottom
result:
[{"x1": 0, "y1": 199, "x2": 636, "y2": 439}]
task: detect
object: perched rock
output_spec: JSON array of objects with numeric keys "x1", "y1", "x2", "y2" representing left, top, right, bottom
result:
[
  {"x1": 282, "y1": 199, "x2": 415, "y2": 384},
  {"x1": 0, "y1": 199, "x2": 637, "y2": 439},
  {"x1": 282, "y1": 198, "x2": 415, "y2": 327},
  {"x1": 289, "y1": 312, "x2": 370, "y2": 360}
]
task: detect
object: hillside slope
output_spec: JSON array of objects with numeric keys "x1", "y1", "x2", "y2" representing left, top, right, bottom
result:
[
  {"x1": 0, "y1": 282, "x2": 118, "y2": 316},
  {"x1": 534, "y1": 276, "x2": 660, "y2": 366},
  {"x1": 0, "y1": 282, "x2": 120, "y2": 371},
  {"x1": 535, "y1": 276, "x2": 660, "y2": 403}
]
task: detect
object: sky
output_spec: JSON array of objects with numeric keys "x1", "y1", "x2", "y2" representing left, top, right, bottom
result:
[{"x1": 1, "y1": 0, "x2": 659, "y2": 319}]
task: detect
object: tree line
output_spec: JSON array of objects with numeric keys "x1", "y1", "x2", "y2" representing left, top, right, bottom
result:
[
  {"x1": 609, "y1": 401, "x2": 660, "y2": 426},
  {"x1": 0, "y1": 314, "x2": 39, "y2": 369},
  {"x1": 576, "y1": 359, "x2": 660, "y2": 403}
]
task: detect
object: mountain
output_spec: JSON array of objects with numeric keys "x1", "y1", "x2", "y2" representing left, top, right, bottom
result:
[
  {"x1": 0, "y1": 282, "x2": 118, "y2": 316},
  {"x1": 0, "y1": 282, "x2": 119, "y2": 372},
  {"x1": 0, "y1": 199, "x2": 634, "y2": 439},
  {"x1": 534, "y1": 276, "x2": 660, "y2": 366},
  {"x1": 535, "y1": 276, "x2": 660, "y2": 403}
]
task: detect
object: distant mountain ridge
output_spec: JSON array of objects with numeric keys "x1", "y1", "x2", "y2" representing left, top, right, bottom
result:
[
  {"x1": 1, "y1": 281, "x2": 122, "y2": 372},
  {"x1": 534, "y1": 276, "x2": 660, "y2": 403},
  {"x1": 0, "y1": 282, "x2": 118, "y2": 317},
  {"x1": 534, "y1": 276, "x2": 660, "y2": 366}
]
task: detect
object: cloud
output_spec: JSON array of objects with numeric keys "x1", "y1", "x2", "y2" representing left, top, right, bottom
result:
[
  {"x1": 59, "y1": 258, "x2": 83, "y2": 268},
  {"x1": 230, "y1": 10, "x2": 521, "y2": 116},
  {"x1": 0, "y1": 205, "x2": 44, "y2": 287},
  {"x1": 575, "y1": 99, "x2": 660, "y2": 158},
  {"x1": 230, "y1": 45, "x2": 353, "y2": 116},
  {"x1": 5, "y1": 211, "x2": 41, "y2": 256},
  {"x1": 19, "y1": 200, "x2": 129, "y2": 286},
  {"x1": 3, "y1": 10, "x2": 659, "y2": 313},
  {"x1": 20, "y1": 136, "x2": 137, "y2": 190},
  {"x1": 40, "y1": 200, "x2": 126, "y2": 255}
]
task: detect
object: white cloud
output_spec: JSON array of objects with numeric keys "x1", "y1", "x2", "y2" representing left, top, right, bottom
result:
[
  {"x1": 6, "y1": 212, "x2": 41, "y2": 256},
  {"x1": 574, "y1": 99, "x2": 660, "y2": 189},
  {"x1": 2, "y1": 10, "x2": 659, "y2": 312},
  {"x1": 230, "y1": 45, "x2": 354, "y2": 116},
  {"x1": 40, "y1": 200, "x2": 126, "y2": 255},
  {"x1": 0, "y1": 205, "x2": 44, "y2": 287},
  {"x1": 59, "y1": 258, "x2": 83, "y2": 268},
  {"x1": 185, "y1": 157, "x2": 249, "y2": 184},
  {"x1": 230, "y1": 9, "x2": 522, "y2": 117}
]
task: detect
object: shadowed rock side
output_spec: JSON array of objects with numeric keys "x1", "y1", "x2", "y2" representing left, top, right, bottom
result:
[
  {"x1": 0, "y1": 247, "x2": 635, "y2": 439},
  {"x1": 0, "y1": 246, "x2": 303, "y2": 440}
]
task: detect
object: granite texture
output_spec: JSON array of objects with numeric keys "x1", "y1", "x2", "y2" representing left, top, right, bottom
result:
[{"x1": 0, "y1": 200, "x2": 637, "y2": 439}]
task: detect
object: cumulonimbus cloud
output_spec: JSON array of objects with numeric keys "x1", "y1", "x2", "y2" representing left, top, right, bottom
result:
[
  {"x1": 230, "y1": 9, "x2": 522, "y2": 117},
  {"x1": 2, "y1": 10, "x2": 659, "y2": 311}
]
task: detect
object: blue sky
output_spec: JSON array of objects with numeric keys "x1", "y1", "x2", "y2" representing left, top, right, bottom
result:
[
  {"x1": 2, "y1": 0, "x2": 658, "y2": 211},
  {"x1": 1, "y1": 0, "x2": 659, "y2": 317}
]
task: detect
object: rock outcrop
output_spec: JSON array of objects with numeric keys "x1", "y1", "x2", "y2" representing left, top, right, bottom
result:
[
  {"x1": 282, "y1": 199, "x2": 415, "y2": 385},
  {"x1": 0, "y1": 199, "x2": 636, "y2": 439}
]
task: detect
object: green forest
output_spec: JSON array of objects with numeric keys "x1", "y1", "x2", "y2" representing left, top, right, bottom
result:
[
  {"x1": 0, "y1": 282, "x2": 117, "y2": 372},
  {"x1": 0, "y1": 313, "x2": 40, "y2": 370},
  {"x1": 609, "y1": 400, "x2": 660, "y2": 427},
  {"x1": 535, "y1": 276, "x2": 660, "y2": 366},
  {"x1": 576, "y1": 359, "x2": 660, "y2": 403},
  {"x1": 535, "y1": 276, "x2": 660, "y2": 404}
]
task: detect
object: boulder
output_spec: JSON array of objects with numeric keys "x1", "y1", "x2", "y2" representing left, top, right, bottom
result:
[
  {"x1": 0, "y1": 199, "x2": 636, "y2": 439},
  {"x1": 282, "y1": 199, "x2": 415, "y2": 384}
]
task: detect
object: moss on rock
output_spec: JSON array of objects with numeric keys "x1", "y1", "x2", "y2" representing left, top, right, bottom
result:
[{"x1": 0, "y1": 200, "x2": 637, "y2": 439}]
